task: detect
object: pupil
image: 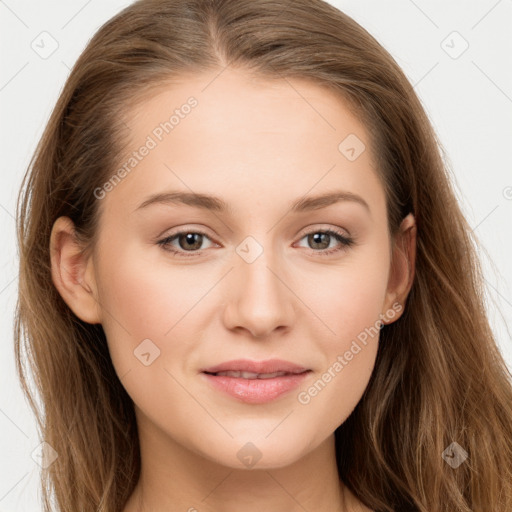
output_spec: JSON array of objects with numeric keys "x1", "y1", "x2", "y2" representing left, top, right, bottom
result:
[
  {"x1": 180, "y1": 233, "x2": 202, "y2": 250},
  {"x1": 177, "y1": 232, "x2": 332, "y2": 251},
  {"x1": 310, "y1": 232, "x2": 329, "y2": 249}
]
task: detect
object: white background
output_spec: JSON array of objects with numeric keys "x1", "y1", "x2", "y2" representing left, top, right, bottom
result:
[{"x1": 1, "y1": 1, "x2": 511, "y2": 510}]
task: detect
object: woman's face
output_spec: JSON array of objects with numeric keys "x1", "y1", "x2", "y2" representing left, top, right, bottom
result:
[{"x1": 54, "y1": 67, "x2": 414, "y2": 469}]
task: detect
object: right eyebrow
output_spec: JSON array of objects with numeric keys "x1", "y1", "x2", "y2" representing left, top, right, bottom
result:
[{"x1": 135, "y1": 191, "x2": 230, "y2": 213}]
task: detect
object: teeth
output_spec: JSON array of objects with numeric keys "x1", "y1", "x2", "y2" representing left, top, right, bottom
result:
[{"x1": 215, "y1": 370, "x2": 288, "y2": 379}]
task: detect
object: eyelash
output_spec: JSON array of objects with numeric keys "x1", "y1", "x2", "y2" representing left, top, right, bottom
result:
[{"x1": 156, "y1": 228, "x2": 355, "y2": 258}]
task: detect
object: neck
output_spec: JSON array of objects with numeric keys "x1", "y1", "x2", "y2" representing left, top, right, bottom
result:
[{"x1": 123, "y1": 410, "x2": 354, "y2": 512}]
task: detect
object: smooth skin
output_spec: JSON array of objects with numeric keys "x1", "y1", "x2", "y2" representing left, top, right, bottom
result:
[{"x1": 50, "y1": 67, "x2": 416, "y2": 512}]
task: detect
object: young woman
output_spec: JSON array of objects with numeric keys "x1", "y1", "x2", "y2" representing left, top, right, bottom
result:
[{"x1": 14, "y1": 0, "x2": 512, "y2": 511}]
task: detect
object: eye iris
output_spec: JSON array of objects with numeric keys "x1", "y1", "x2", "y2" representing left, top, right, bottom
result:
[
  {"x1": 179, "y1": 233, "x2": 203, "y2": 251},
  {"x1": 309, "y1": 232, "x2": 330, "y2": 250}
]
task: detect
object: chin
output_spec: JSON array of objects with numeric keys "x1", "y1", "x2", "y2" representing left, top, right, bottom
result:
[{"x1": 197, "y1": 436, "x2": 310, "y2": 470}]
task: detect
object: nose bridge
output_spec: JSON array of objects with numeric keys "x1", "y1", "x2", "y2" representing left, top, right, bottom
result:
[{"x1": 223, "y1": 233, "x2": 295, "y2": 337}]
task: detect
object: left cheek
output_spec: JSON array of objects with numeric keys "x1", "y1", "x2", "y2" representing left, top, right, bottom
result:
[{"x1": 319, "y1": 269, "x2": 388, "y2": 342}]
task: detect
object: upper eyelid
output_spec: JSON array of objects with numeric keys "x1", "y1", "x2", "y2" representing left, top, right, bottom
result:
[
  {"x1": 159, "y1": 226, "x2": 352, "y2": 248},
  {"x1": 160, "y1": 222, "x2": 351, "y2": 239},
  {"x1": 161, "y1": 222, "x2": 352, "y2": 239}
]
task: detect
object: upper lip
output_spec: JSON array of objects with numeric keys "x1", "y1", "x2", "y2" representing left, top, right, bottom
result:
[{"x1": 201, "y1": 358, "x2": 310, "y2": 375}]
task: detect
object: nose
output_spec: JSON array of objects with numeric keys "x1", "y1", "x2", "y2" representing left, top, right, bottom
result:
[{"x1": 222, "y1": 244, "x2": 296, "y2": 339}]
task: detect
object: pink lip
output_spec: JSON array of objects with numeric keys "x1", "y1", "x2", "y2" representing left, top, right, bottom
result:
[
  {"x1": 201, "y1": 358, "x2": 309, "y2": 374},
  {"x1": 200, "y1": 359, "x2": 312, "y2": 404},
  {"x1": 200, "y1": 371, "x2": 311, "y2": 404}
]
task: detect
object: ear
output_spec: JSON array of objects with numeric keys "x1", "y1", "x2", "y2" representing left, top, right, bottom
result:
[
  {"x1": 49, "y1": 216, "x2": 102, "y2": 324},
  {"x1": 381, "y1": 213, "x2": 416, "y2": 324}
]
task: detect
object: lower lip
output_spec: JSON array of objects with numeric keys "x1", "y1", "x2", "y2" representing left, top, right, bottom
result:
[{"x1": 201, "y1": 371, "x2": 311, "y2": 404}]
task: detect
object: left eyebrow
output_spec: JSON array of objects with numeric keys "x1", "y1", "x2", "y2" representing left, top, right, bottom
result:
[
  {"x1": 291, "y1": 191, "x2": 370, "y2": 214},
  {"x1": 134, "y1": 190, "x2": 371, "y2": 215}
]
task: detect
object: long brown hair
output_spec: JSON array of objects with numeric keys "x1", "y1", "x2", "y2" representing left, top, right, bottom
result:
[{"x1": 15, "y1": 0, "x2": 512, "y2": 510}]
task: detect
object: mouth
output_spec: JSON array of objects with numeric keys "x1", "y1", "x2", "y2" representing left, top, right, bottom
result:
[
  {"x1": 200, "y1": 358, "x2": 310, "y2": 375},
  {"x1": 201, "y1": 361, "x2": 312, "y2": 404},
  {"x1": 203, "y1": 370, "x2": 308, "y2": 379}
]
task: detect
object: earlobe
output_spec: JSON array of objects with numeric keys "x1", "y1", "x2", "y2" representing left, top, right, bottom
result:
[
  {"x1": 49, "y1": 216, "x2": 102, "y2": 324},
  {"x1": 382, "y1": 213, "x2": 417, "y2": 324}
]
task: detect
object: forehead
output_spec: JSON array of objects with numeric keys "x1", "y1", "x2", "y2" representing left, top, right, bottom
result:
[
  {"x1": 126, "y1": 68, "x2": 367, "y2": 152},
  {"x1": 103, "y1": 68, "x2": 385, "y2": 220}
]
